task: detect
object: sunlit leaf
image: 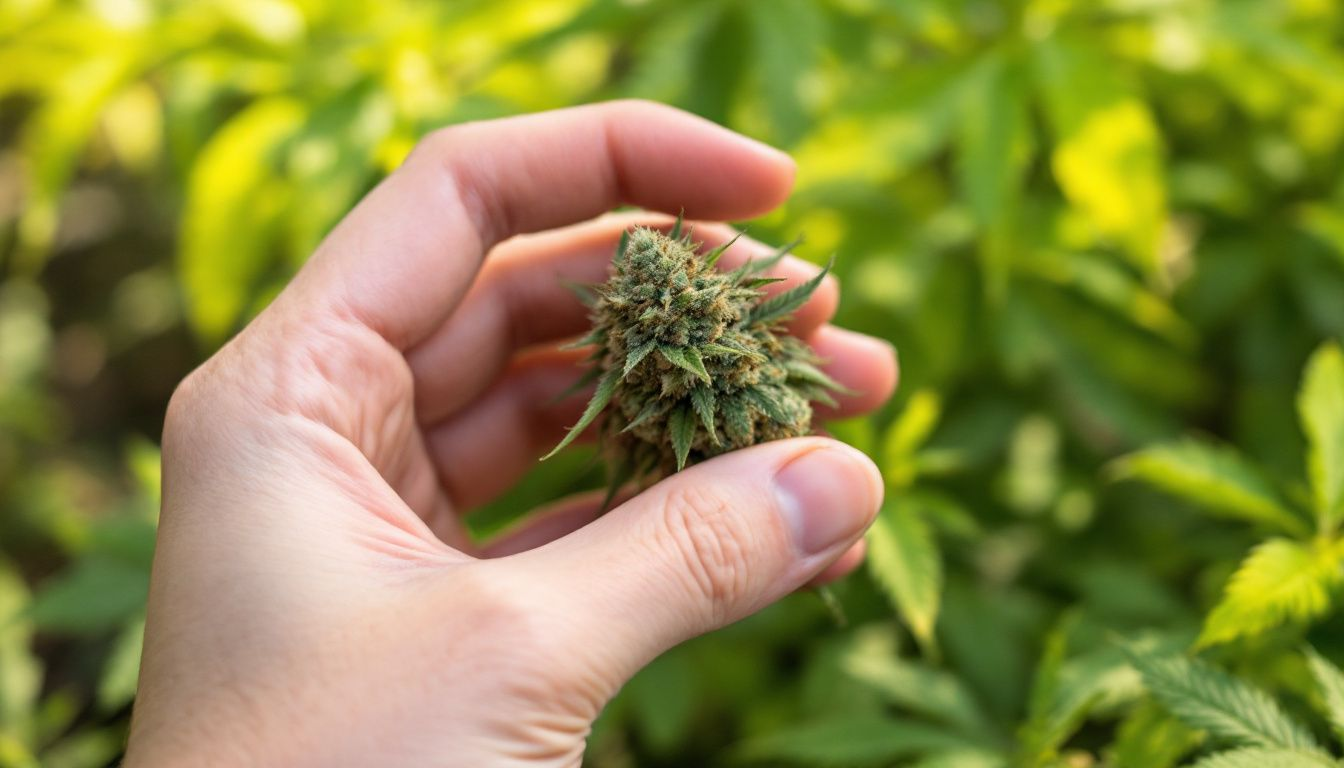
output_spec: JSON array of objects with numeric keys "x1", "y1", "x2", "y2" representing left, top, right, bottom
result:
[
  {"x1": 180, "y1": 97, "x2": 304, "y2": 341},
  {"x1": 1034, "y1": 34, "x2": 1166, "y2": 277},
  {"x1": 1198, "y1": 537, "x2": 1343, "y2": 648},
  {"x1": 1298, "y1": 342, "x2": 1344, "y2": 530},
  {"x1": 867, "y1": 501, "x2": 941, "y2": 656},
  {"x1": 1111, "y1": 440, "x2": 1306, "y2": 535},
  {"x1": 1127, "y1": 650, "x2": 1322, "y2": 752},
  {"x1": 1304, "y1": 647, "x2": 1344, "y2": 745}
]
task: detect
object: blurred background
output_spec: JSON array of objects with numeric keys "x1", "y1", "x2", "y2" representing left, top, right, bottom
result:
[{"x1": 2, "y1": 0, "x2": 1343, "y2": 765}]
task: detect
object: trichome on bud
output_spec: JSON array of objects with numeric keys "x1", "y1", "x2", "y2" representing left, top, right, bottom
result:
[{"x1": 543, "y1": 219, "x2": 845, "y2": 500}]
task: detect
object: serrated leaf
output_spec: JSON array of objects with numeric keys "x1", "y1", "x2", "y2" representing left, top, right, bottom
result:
[
  {"x1": 670, "y1": 210, "x2": 684, "y2": 240},
  {"x1": 867, "y1": 502, "x2": 942, "y2": 657},
  {"x1": 623, "y1": 339, "x2": 657, "y2": 377},
  {"x1": 659, "y1": 345, "x2": 712, "y2": 385},
  {"x1": 1111, "y1": 440, "x2": 1306, "y2": 536},
  {"x1": 731, "y1": 236, "x2": 803, "y2": 281},
  {"x1": 562, "y1": 279, "x2": 600, "y2": 308},
  {"x1": 614, "y1": 229, "x2": 630, "y2": 263},
  {"x1": 542, "y1": 368, "x2": 619, "y2": 460},
  {"x1": 1304, "y1": 648, "x2": 1344, "y2": 745},
  {"x1": 690, "y1": 385, "x2": 718, "y2": 445},
  {"x1": 1190, "y1": 747, "x2": 1337, "y2": 768},
  {"x1": 734, "y1": 717, "x2": 975, "y2": 765},
  {"x1": 884, "y1": 390, "x2": 943, "y2": 489},
  {"x1": 552, "y1": 365, "x2": 602, "y2": 404},
  {"x1": 558, "y1": 326, "x2": 606, "y2": 351},
  {"x1": 747, "y1": 257, "x2": 833, "y2": 327},
  {"x1": 702, "y1": 232, "x2": 741, "y2": 269},
  {"x1": 743, "y1": 276, "x2": 788, "y2": 289},
  {"x1": 1299, "y1": 342, "x2": 1344, "y2": 530},
  {"x1": 703, "y1": 340, "x2": 766, "y2": 362},
  {"x1": 784, "y1": 359, "x2": 852, "y2": 394},
  {"x1": 1198, "y1": 537, "x2": 1343, "y2": 647},
  {"x1": 669, "y1": 406, "x2": 695, "y2": 472},
  {"x1": 1127, "y1": 651, "x2": 1322, "y2": 752}
]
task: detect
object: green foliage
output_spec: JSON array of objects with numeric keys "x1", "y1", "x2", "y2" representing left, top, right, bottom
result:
[
  {"x1": 4, "y1": 0, "x2": 1344, "y2": 764},
  {"x1": 1128, "y1": 647, "x2": 1344, "y2": 768}
]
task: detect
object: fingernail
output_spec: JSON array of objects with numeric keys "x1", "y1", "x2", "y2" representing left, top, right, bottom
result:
[{"x1": 774, "y1": 444, "x2": 882, "y2": 556}]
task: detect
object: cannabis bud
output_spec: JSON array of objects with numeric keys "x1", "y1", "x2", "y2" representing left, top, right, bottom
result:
[{"x1": 542, "y1": 220, "x2": 845, "y2": 498}]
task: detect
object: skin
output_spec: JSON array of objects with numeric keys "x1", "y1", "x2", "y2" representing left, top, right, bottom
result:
[{"x1": 126, "y1": 101, "x2": 898, "y2": 767}]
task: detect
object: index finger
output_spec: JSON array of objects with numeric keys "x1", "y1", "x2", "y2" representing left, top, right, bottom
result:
[{"x1": 281, "y1": 100, "x2": 797, "y2": 349}]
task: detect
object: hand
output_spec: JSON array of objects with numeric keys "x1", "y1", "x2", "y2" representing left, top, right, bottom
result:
[{"x1": 126, "y1": 101, "x2": 897, "y2": 767}]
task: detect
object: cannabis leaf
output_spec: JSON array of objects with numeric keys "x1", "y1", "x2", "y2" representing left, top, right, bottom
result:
[
  {"x1": 1127, "y1": 650, "x2": 1323, "y2": 753},
  {"x1": 1198, "y1": 537, "x2": 1344, "y2": 648},
  {"x1": 1111, "y1": 439, "x2": 1306, "y2": 536},
  {"x1": 1300, "y1": 342, "x2": 1344, "y2": 531},
  {"x1": 867, "y1": 501, "x2": 942, "y2": 657},
  {"x1": 1306, "y1": 648, "x2": 1344, "y2": 745},
  {"x1": 1190, "y1": 748, "x2": 1337, "y2": 768}
]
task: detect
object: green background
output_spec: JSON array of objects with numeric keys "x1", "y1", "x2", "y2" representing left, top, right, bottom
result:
[{"x1": 3, "y1": 0, "x2": 1344, "y2": 765}]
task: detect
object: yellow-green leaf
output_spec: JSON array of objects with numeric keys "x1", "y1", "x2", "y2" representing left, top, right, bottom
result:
[
  {"x1": 1198, "y1": 538, "x2": 1344, "y2": 647},
  {"x1": 1034, "y1": 35, "x2": 1166, "y2": 277},
  {"x1": 1299, "y1": 342, "x2": 1344, "y2": 530},
  {"x1": 180, "y1": 97, "x2": 305, "y2": 341},
  {"x1": 867, "y1": 501, "x2": 941, "y2": 656},
  {"x1": 1111, "y1": 440, "x2": 1306, "y2": 536}
]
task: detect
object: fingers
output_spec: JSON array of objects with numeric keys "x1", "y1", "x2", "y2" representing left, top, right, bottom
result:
[
  {"x1": 426, "y1": 326, "x2": 896, "y2": 511},
  {"x1": 280, "y1": 101, "x2": 796, "y2": 350},
  {"x1": 476, "y1": 491, "x2": 623, "y2": 558},
  {"x1": 409, "y1": 212, "x2": 839, "y2": 424},
  {"x1": 516, "y1": 438, "x2": 882, "y2": 684},
  {"x1": 807, "y1": 540, "x2": 867, "y2": 587}
]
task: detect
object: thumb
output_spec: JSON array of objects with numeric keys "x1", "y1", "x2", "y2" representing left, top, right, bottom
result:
[{"x1": 522, "y1": 437, "x2": 882, "y2": 684}]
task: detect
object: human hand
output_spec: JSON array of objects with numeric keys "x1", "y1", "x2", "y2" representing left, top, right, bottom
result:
[{"x1": 126, "y1": 101, "x2": 897, "y2": 767}]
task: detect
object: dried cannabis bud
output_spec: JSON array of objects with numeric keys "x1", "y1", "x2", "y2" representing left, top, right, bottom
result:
[{"x1": 542, "y1": 220, "x2": 845, "y2": 496}]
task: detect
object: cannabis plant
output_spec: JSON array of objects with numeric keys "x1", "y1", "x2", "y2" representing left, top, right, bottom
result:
[{"x1": 542, "y1": 220, "x2": 843, "y2": 494}]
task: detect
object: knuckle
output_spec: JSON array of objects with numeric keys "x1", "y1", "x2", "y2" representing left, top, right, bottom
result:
[{"x1": 656, "y1": 485, "x2": 756, "y2": 625}]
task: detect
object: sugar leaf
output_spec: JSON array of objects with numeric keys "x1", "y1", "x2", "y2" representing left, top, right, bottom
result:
[
  {"x1": 659, "y1": 345, "x2": 712, "y2": 385},
  {"x1": 690, "y1": 385, "x2": 719, "y2": 445},
  {"x1": 669, "y1": 406, "x2": 695, "y2": 471},
  {"x1": 623, "y1": 339, "x2": 657, "y2": 377},
  {"x1": 541, "y1": 368, "x2": 619, "y2": 460},
  {"x1": 702, "y1": 233, "x2": 741, "y2": 269},
  {"x1": 746, "y1": 256, "x2": 834, "y2": 327}
]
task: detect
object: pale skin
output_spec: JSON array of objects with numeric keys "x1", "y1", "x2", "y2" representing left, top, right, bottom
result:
[{"x1": 126, "y1": 101, "x2": 898, "y2": 767}]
